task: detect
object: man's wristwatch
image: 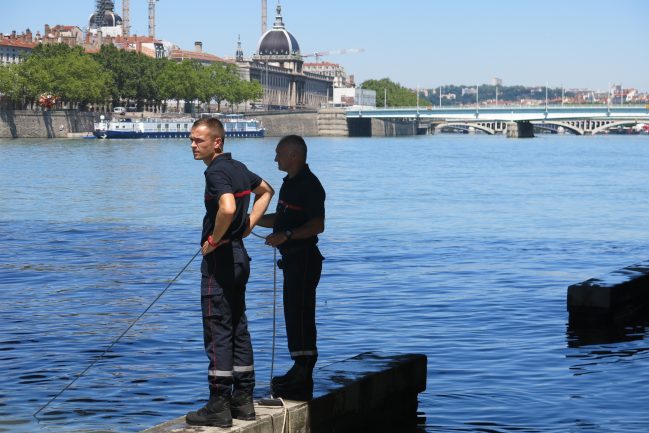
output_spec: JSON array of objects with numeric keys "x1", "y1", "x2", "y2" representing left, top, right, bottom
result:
[{"x1": 284, "y1": 229, "x2": 293, "y2": 240}]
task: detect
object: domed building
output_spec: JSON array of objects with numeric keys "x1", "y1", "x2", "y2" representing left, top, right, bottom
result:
[
  {"x1": 257, "y1": 6, "x2": 300, "y2": 58},
  {"x1": 236, "y1": 4, "x2": 332, "y2": 109},
  {"x1": 88, "y1": 0, "x2": 123, "y2": 38}
]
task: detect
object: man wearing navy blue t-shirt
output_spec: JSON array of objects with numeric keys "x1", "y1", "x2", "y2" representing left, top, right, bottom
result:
[
  {"x1": 186, "y1": 118, "x2": 273, "y2": 427},
  {"x1": 259, "y1": 134, "x2": 325, "y2": 401}
]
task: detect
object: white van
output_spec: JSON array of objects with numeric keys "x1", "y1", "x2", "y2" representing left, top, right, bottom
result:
[{"x1": 113, "y1": 107, "x2": 126, "y2": 115}]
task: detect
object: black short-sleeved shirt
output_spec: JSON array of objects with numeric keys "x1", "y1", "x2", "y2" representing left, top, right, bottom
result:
[
  {"x1": 202, "y1": 153, "x2": 262, "y2": 244},
  {"x1": 273, "y1": 164, "x2": 325, "y2": 248}
]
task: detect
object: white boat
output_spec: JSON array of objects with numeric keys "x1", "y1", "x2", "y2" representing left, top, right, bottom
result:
[
  {"x1": 218, "y1": 114, "x2": 266, "y2": 138},
  {"x1": 93, "y1": 115, "x2": 265, "y2": 139}
]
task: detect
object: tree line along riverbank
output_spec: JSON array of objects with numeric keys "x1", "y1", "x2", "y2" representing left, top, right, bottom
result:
[{"x1": 0, "y1": 44, "x2": 262, "y2": 112}]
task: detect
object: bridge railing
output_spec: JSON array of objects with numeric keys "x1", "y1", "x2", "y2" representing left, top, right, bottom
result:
[
  {"x1": 346, "y1": 104, "x2": 649, "y2": 112},
  {"x1": 345, "y1": 105, "x2": 649, "y2": 121}
]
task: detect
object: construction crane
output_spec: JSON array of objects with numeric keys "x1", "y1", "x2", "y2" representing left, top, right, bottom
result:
[
  {"x1": 302, "y1": 48, "x2": 365, "y2": 63},
  {"x1": 122, "y1": 0, "x2": 130, "y2": 36},
  {"x1": 148, "y1": 0, "x2": 159, "y2": 38},
  {"x1": 261, "y1": 0, "x2": 267, "y2": 35}
]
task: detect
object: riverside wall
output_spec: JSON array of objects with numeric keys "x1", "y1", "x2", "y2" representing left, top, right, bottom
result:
[
  {"x1": 0, "y1": 109, "x2": 419, "y2": 138},
  {"x1": 256, "y1": 109, "x2": 418, "y2": 137},
  {"x1": 0, "y1": 110, "x2": 98, "y2": 138}
]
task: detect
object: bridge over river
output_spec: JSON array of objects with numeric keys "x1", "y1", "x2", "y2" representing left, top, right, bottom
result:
[{"x1": 345, "y1": 105, "x2": 649, "y2": 137}]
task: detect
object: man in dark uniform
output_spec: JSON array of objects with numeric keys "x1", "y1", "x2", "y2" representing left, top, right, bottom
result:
[
  {"x1": 186, "y1": 118, "x2": 274, "y2": 427},
  {"x1": 258, "y1": 134, "x2": 325, "y2": 401}
]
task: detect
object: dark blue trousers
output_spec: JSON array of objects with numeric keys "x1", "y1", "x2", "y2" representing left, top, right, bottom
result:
[
  {"x1": 200, "y1": 240, "x2": 254, "y2": 396},
  {"x1": 280, "y1": 244, "x2": 323, "y2": 360}
]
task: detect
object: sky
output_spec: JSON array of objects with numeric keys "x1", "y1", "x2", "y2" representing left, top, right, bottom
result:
[{"x1": 2, "y1": 0, "x2": 648, "y2": 92}]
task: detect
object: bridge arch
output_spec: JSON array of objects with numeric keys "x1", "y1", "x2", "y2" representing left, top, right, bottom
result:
[
  {"x1": 435, "y1": 122, "x2": 496, "y2": 135},
  {"x1": 590, "y1": 120, "x2": 640, "y2": 135},
  {"x1": 535, "y1": 121, "x2": 584, "y2": 135}
]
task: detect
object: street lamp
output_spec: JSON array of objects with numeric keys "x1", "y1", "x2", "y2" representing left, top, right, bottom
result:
[
  {"x1": 358, "y1": 84, "x2": 362, "y2": 110},
  {"x1": 545, "y1": 82, "x2": 548, "y2": 111}
]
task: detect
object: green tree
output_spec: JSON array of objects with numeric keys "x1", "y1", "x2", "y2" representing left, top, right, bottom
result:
[
  {"x1": 20, "y1": 43, "x2": 112, "y2": 108},
  {"x1": 157, "y1": 60, "x2": 202, "y2": 112},
  {"x1": 202, "y1": 63, "x2": 241, "y2": 111},
  {"x1": 362, "y1": 78, "x2": 418, "y2": 107},
  {"x1": 238, "y1": 80, "x2": 263, "y2": 110},
  {"x1": 0, "y1": 64, "x2": 29, "y2": 106},
  {"x1": 95, "y1": 44, "x2": 145, "y2": 104},
  {"x1": 135, "y1": 56, "x2": 166, "y2": 110}
]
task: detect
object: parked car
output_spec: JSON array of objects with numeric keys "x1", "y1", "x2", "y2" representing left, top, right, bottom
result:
[{"x1": 113, "y1": 107, "x2": 126, "y2": 115}]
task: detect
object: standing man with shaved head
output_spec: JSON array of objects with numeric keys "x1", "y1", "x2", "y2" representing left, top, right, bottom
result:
[
  {"x1": 186, "y1": 117, "x2": 274, "y2": 427},
  {"x1": 258, "y1": 134, "x2": 326, "y2": 401}
]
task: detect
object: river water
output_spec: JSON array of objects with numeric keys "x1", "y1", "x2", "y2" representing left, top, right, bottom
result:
[{"x1": 1, "y1": 133, "x2": 649, "y2": 433}]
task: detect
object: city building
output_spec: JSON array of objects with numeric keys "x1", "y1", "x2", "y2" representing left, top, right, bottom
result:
[
  {"x1": 332, "y1": 87, "x2": 376, "y2": 108},
  {"x1": 169, "y1": 42, "x2": 231, "y2": 66},
  {"x1": 303, "y1": 61, "x2": 348, "y2": 88},
  {"x1": 234, "y1": 4, "x2": 333, "y2": 109},
  {"x1": 0, "y1": 32, "x2": 35, "y2": 65},
  {"x1": 0, "y1": 25, "x2": 87, "y2": 65},
  {"x1": 108, "y1": 35, "x2": 171, "y2": 59}
]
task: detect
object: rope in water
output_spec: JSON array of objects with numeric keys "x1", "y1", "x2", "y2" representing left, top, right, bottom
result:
[
  {"x1": 34, "y1": 229, "x2": 280, "y2": 418},
  {"x1": 34, "y1": 247, "x2": 203, "y2": 418}
]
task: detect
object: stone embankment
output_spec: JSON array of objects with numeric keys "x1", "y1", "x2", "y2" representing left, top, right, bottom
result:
[
  {"x1": 0, "y1": 109, "x2": 421, "y2": 138},
  {"x1": 0, "y1": 110, "x2": 97, "y2": 138}
]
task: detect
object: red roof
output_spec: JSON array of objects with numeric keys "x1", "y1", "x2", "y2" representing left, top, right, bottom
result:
[
  {"x1": 113, "y1": 35, "x2": 161, "y2": 44},
  {"x1": 169, "y1": 49, "x2": 232, "y2": 64},
  {"x1": 0, "y1": 39, "x2": 36, "y2": 49}
]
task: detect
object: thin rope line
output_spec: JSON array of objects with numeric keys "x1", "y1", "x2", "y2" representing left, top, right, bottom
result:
[
  {"x1": 33, "y1": 248, "x2": 202, "y2": 418},
  {"x1": 250, "y1": 230, "x2": 279, "y2": 390},
  {"x1": 271, "y1": 246, "x2": 277, "y2": 383}
]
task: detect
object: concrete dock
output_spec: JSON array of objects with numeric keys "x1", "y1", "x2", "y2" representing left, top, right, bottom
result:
[
  {"x1": 567, "y1": 259, "x2": 649, "y2": 324},
  {"x1": 141, "y1": 352, "x2": 427, "y2": 433}
]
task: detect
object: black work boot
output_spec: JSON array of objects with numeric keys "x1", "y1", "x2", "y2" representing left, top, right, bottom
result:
[
  {"x1": 186, "y1": 395, "x2": 233, "y2": 427},
  {"x1": 271, "y1": 372, "x2": 314, "y2": 401},
  {"x1": 231, "y1": 390, "x2": 256, "y2": 421},
  {"x1": 271, "y1": 358, "x2": 315, "y2": 401},
  {"x1": 271, "y1": 356, "x2": 316, "y2": 386},
  {"x1": 270, "y1": 362, "x2": 299, "y2": 386}
]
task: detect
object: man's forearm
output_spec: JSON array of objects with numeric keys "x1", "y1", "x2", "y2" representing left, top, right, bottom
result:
[
  {"x1": 211, "y1": 208, "x2": 234, "y2": 241},
  {"x1": 249, "y1": 181, "x2": 274, "y2": 228},
  {"x1": 249, "y1": 194, "x2": 272, "y2": 228},
  {"x1": 291, "y1": 217, "x2": 324, "y2": 239},
  {"x1": 257, "y1": 213, "x2": 276, "y2": 228},
  {"x1": 211, "y1": 193, "x2": 236, "y2": 242}
]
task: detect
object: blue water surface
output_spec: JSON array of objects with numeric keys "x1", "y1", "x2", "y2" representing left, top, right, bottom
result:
[{"x1": 1, "y1": 133, "x2": 649, "y2": 432}]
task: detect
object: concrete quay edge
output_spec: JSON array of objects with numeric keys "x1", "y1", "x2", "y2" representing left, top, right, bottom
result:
[
  {"x1": 567, "y1": 259, "x2": 649, "y2": 323},
  {"x1": 141, "y1": 352, "x2": 427, "y2": 433}
]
